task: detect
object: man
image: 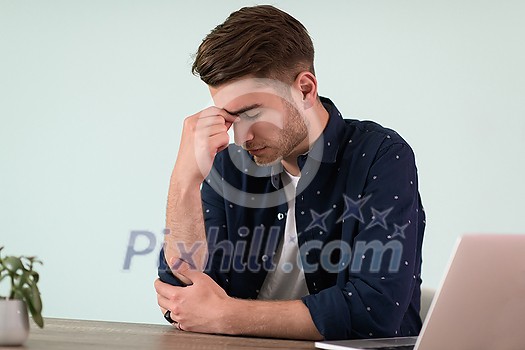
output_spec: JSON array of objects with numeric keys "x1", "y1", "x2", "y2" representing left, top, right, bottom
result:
[{"x1": 155, "y1": 5, "x2": 425, "y2": 341}]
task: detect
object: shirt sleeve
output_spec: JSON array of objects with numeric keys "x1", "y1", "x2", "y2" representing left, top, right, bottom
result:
[
  {"x1": 302, "y1": 141, "x2": 424, "y2": 340},
  {"x1": 157, "y1": 247, "x2": 185, "y2": 286}
]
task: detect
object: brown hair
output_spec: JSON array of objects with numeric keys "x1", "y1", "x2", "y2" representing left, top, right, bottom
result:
[{"x1": 192, "y1": 5, "x2": 315, "y2": 87}]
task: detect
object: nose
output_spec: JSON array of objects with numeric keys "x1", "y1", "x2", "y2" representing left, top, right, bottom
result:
[{"x1": 233, "y1": 119, "x2": 254, "y2": 146}]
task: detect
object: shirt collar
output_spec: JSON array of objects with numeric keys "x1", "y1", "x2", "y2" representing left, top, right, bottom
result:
[
  {"x1": 270, "y1": 96, "x2": 345, "y2": 188},
  {"x1": 307, "y1": 96, "x2": 345, "y2": 164}
]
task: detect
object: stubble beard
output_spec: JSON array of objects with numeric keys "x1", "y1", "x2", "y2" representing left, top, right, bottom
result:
[{"x1": 252, "y1": 101, "x2": 308, "y2": 166}]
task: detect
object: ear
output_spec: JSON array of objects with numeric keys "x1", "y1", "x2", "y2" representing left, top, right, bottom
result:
[{"x1": 294, "y1": 71, "x2": 318, "y2": 109}]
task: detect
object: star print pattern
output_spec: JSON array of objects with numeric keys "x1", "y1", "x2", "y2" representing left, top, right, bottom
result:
[
  {"x1": 337, "y1": 194, "x2": 371, "y2": 223},
  {"x1": 305, "y1": 208, "x2": 332, "y2": 232},
  {"x1": 366, "y1": 207, "x2": 393, "y2": 230},
  {"x1": 391, "y1": 223, "x2": 409, "y2": 239},
  {"x1": 303, "y1": 203, "x2": 409, "y2": 239}
]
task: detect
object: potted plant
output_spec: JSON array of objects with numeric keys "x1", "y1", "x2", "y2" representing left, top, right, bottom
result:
[{"x1": 0, "y1": 246, "x2": 43, "y2": 346}]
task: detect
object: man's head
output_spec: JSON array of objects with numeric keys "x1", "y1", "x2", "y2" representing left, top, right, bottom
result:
[
  {"x1": 192, "y1": 5, "x2": 315, "y2": 87},
  {"x1": 193, "y1": 6, "x2": 326, "y2": 168}
]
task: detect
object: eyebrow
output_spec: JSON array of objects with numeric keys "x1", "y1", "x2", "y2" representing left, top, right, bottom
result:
[{"x1": 223, "y1": 103, "x2": 262, "y2": 116}]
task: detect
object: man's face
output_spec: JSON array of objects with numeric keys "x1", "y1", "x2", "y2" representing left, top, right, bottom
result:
[{"x1": 209, "y1": 78, "x2": 308, "y2": 166}]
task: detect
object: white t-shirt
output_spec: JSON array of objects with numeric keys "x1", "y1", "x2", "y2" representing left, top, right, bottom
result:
[{"x1": 257, "y1": 170, "x2": 310, "y2": 300}]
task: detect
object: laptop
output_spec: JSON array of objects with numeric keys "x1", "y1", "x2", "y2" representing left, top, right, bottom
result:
[{"x1": 315, "y1": 234, "x2": 525, "y2": 350}]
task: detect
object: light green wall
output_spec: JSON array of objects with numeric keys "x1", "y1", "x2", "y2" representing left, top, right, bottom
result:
[{"x1": 1, "y1": 0, "x2": 524, "y2": 324}]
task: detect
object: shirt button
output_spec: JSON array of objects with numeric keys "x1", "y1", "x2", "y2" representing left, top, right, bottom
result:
[{"x1": 262, "y1": 255, "x2": 268, "y2": 261}]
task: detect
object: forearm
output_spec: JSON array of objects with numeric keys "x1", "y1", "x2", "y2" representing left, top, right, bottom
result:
[
  {"x1": 223, "y1": 298, "x2": 323, "y2": 340},
  {"x1": 165, "y1": 172, "x2": 208, "y2": 283}
]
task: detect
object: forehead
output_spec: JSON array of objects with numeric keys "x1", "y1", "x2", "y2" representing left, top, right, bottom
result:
[{"x1": 209, "y1": 78, "x2": 289, "y2": 111}]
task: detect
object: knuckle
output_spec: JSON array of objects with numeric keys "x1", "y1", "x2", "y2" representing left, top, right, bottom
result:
[
  {"x1": 170, "y1": 305, "x2": 180, "y2": 316},
  {"x1": 220, "y1": 133, "x2": 230, "y2": 143},
  {"x1": 183, "y1": 116, "x2": 196, "y2": 130},
  {"x1": 168, "y1": 292, "x2": 178, "y2": 301}
]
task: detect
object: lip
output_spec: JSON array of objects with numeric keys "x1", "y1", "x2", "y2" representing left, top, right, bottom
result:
[{"x1": 247, "y1": 147, "x2": 267, "y2": 156}]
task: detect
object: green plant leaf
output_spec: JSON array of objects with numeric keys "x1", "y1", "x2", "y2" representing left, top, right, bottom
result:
[
  {"x1": 2, "y1": 256, "x2": 24, "y2": 274},
  {"x1": 21, "y1": 288, "x2": 37, "y2": 316},
  {"x1": 24, "y1": 256, "x2": 43, "y2": 265},
  {"x1": 18, "y1": 271, "x2": 30, "y2": 287},
  {"x1": 22, "y1": 287, "x2": 44, "y2": 328},
  {"x1": 30, "y1": 271, "x2": 40, "y2": 283},
  {"x1": 21, "y1": 287, "x2": 33, "y2": 306},
  {"x1": 31, "y1": 283, "x2": 42, "y2": 313},
  {"x1": 22, "y1": 284, "x2": 43, "y2": 321},
  {"x1": 32, "y1": 312, "x2": 44, "y2": 328}
]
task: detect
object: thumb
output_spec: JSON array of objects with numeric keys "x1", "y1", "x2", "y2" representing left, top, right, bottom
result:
[{"x1": 169, "y1": 258, "x2": 201, "y2": 284}]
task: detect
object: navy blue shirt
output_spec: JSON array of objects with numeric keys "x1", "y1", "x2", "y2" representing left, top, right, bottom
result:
[{"x1": 158, "y1": 97, "x2": 425, "y2": 340}]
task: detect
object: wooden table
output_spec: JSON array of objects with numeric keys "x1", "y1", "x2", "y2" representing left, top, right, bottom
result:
[{"x1": 11, "y1": 318, "x2": 316, "y2": 350}]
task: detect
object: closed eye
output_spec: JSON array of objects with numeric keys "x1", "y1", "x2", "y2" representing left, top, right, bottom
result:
[{"x1": 240, "y1": 110, "x2": 261, "y2": 119}]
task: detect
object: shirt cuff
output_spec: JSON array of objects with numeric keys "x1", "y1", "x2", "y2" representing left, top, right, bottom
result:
[
  {"x1": 302, "y1": 286, "x2": 352, "y2": 340},
  {"x1": 157, "y1": 248, "x2": 186, "y2": 286}
]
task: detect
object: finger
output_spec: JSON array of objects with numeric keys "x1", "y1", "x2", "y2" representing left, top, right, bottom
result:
[
  {"x1": 221, "y1": 112, "x2": 239, "y2": 124},
  {"x1": 161, "y1": 306, "x2": 182, "y2": 329},
  {"x1": 217, "y1": 144, "x2": 229, "y2": 153},
  {"x1": 196, "y1": 114, "x2": 227, "y2": 126},
  {"x1": 154, "y1": 278, "x2": 166, "y2": 295},
  {"x1": 194, "y1": 120, "x2": 229, "y2": 154},
  {"x1": 156, "y1": 288, "x2": 182, "y2": 323},
  {"x1": 199, "y1": 106, "x2": 228, "y2": 117},
  {"x1": 196, "y1": 123, "x2": 228, "y2": 138},
  {"x1": 196, "y1": 110, "x2": 239, "y2": 134},
  {"x1": 202, "y1": 107, "x2": 239, "y2": 125},
  {"x1": 225, "y1": 116, "x2": 240, "y2": 131},
  {"x1": 159, "y1": 306, "x2": 167, "y2": 316},
  {"x1": 208, "y1": 133, "x2": 230, "y2": 154},
  {"x1": 157, "y1": 293, "x2": 175, "y2": 314},
  {"x1": 199, "y1": 107, "x2": 236, "y2": 121},
  {"x1": 163, "y1": 309, "x2": 179, "y2": 327},
  {"x1": 154, "y1": 278, "x2": 181, "y2": 300},
  {"x1": 170, "y1": 258, "x2": 204, "y2": 283},
  {"x1": 197, "y1": 114, "x2": 239, "y2": 133}
]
